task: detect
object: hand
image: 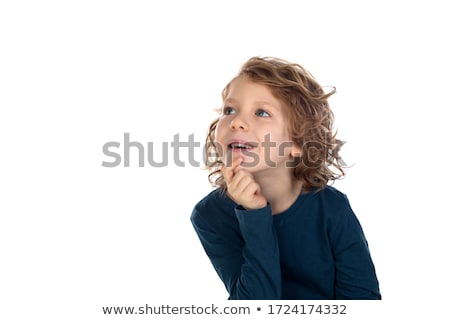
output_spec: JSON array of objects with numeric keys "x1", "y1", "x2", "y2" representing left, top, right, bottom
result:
[{"x1": 221, "y1": 157, "x2": 267, "y2": 210}]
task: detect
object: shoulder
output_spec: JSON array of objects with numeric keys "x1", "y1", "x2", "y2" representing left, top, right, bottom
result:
[
  {"x1": 304, "y1": 185, "x2": 355, "y2": 223},
  {"x1": 192, "y1": 188, "x2": 227, "y2": 213},
  {"x1": 308, "y1": 185, "x2": 350, "y2": 208},
  {"x1": 190, "y1": 188, "x2": 234, "y2": 224},
  {"x1": 314, "y1": 186, "x2": 365, "y2": 236}
]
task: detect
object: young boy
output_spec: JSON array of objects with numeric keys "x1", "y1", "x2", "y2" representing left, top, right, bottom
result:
[{"x1": 191, "y1": 56, "x2": 381, "y2": 300}]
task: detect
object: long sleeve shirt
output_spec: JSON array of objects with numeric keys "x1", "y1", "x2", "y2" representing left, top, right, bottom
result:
[{"x1": 190, "y1": 186, "x2": 381, "y2": 300}]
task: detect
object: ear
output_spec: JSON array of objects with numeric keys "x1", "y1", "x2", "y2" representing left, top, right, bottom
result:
[{"x1": 290, "y1": 144, "x2": 302, "y2": 158}]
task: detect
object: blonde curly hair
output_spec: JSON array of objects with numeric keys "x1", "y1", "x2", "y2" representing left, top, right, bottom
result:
[{"x1": 205, "y1": 56, "x2": 346, "y2": 191}]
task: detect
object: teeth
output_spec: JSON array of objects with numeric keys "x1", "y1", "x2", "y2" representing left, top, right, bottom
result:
[{"x1": 230, "y1": 143, "x2": 251, "y2": 149}]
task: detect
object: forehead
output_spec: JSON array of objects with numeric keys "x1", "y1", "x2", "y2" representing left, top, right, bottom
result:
[{"x1": 224, "y1": 76, "x2": 282, "y2": 106}]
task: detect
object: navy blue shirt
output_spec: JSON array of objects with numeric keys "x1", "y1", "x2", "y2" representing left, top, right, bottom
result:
[{"x1": 191, "y1": 186, "x2": 381, "y2": 300}]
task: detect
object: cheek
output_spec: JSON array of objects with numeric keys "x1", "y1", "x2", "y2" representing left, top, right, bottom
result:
[
  {"x1": 213, "y1": 119, "x2": 223, "y2": 142},
  {"x1": 269, "y1": 132, "x2": 295, "y2": 158},
  {"x1": 213, "y1": 119, "x2": 227, "y2": 156},
  {"x1": 215, "y1": 117, "x2": 232, "y2": 139}
]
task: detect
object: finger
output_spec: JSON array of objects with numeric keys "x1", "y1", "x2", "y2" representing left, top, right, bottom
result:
[
  {"x1": 236, "y1": 177, "x2": 267, "y2": 209},
  {"x1": 240, "y1": 178, "x2": 260, "y2": 197},
  {"x1": 230, "y1": 172, "x2": 254, "y2": 194},
  {"x1": 232, "y1": 170, "x2": 260, "y2": 196},
  {"x1": 221, "y1": 164, "x2": 233, "y2": 185},
  {"x1": 221, "y1": 156, "x2": 243, "y2": 184},
  {"x1": 232, "y1": 170, "x2": 260, "y2": 194}
]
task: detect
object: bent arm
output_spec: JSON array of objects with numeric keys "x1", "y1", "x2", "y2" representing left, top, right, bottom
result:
[{"x1": 191, "y1": 205, "x2": 282, "y2": 300}]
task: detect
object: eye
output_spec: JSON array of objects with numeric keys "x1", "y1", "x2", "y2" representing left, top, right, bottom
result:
[
  {"x1": 255, "y1": 109, "x2": 270, "y2": 117},
  {"x1": 223, "y1": 106, "x2": 235, "y2": 115}
]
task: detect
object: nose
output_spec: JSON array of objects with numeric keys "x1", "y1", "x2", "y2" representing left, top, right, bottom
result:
[{"x1": 230, "y1": 115, "x2": 248, "y2": 131}]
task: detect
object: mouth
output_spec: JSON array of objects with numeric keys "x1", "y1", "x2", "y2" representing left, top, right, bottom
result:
[{"x1": 227, "y1": 141, "x2": 257, "y2": 151}]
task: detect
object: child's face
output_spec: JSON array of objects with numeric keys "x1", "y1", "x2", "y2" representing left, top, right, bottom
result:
[{"x1": 215, "y1": 76, "x2": 301, "y2": 173}]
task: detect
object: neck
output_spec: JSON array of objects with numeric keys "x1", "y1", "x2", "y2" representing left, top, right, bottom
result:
[{"x1": 254, "y1": 168, "x2": 303, "y2": 215}]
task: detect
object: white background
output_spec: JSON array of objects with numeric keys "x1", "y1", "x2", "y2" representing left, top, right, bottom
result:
[{"x1": 1, "y1": 0, "x2": 449, "y2": 319}]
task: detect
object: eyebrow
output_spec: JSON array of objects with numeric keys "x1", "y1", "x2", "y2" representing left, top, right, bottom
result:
[
  {"x1": 223, "y1": 97, "x2": 239, "y2": 105},
  {"x1": 223, "y1": 97, "x2": 280, "y2": 110}
]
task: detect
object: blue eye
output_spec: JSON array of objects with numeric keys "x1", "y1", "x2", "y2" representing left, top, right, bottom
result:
[
  {"x1": 223, "y1": 106, "x2": 235, "y2": 115},
  {"x1": 255, "y1": 109, "x2": 270, "y2": 117}
]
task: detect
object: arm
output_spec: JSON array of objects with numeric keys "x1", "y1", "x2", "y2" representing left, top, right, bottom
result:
[
  {"x1": 191, "y1": 204, "x2": 282, "y2": 300},
  {"x1": 330, "y1": 199, "x2": 381, "y2": 299}
]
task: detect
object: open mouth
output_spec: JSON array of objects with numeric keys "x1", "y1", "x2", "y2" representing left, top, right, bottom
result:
[{"x1": 228, "y1": 142, "x2": 257, "y2": 151}]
